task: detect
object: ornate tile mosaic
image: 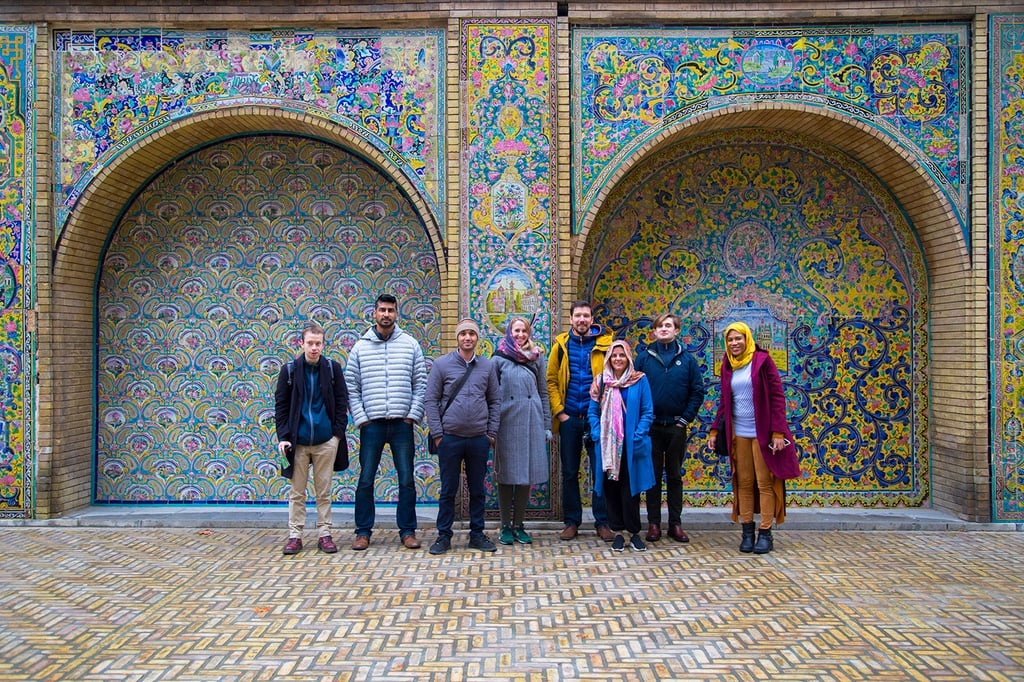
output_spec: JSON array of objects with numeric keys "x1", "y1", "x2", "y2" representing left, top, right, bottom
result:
[
  {"x1": 573, "y1": 25, "x2": 969, "y2": 239},
  {"x1": 95, "y1": 135, "x2": 441, "y2": 504},
  {"x1": 52, "y1": 28, "x2": 445, "y2": 238},
  {"x1": 581, "y1": 128, "x2": 929, "y2": 507},
  {"x1": 0, "y1": 25, "x2": 33, "y2": 518},
  {"x1": 991, "y1": 15, "x2": 1024, "y2": 522},
  {"x1": 461, "y1": 20, "x2": 558, "y2": 513}
]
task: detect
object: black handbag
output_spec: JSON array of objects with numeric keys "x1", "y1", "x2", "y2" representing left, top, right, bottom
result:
[
  {"x1": 428, "y1": 361, "x2": 475, "y2": 454},
  {"x1": 714, "y1": 425, "x2": 728, "y2": 457}
]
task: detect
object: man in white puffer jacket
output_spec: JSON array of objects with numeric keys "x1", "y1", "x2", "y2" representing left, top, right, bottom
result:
[{"x1": 346, "y1": 294, "x2": 428, "y2": 551}]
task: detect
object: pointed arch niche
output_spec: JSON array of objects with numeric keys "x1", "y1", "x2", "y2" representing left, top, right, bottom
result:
[
  {"x1": 44, "y1": 108, "x2": 446, "y2": 513},
  {"x1": 572, "y1": 106, "x2": 985, "y2": 519}
]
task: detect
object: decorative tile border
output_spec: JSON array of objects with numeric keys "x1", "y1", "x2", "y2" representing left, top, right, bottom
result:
[
  {"x1": 0, "y1": 24, "x2": 34, "y2": 518},
  {"x1": 991, "y1": 15, "x2": 1024, "y2": 522},
  {"x1": 461, "y1": 19, "x2": 557, "y2": 512},
  {"x1": 52, "y1": 28, "x2": 445, "y2": 239},
  {"x1": 573, "y1": 25, "x2": 969, "y2": 239}
]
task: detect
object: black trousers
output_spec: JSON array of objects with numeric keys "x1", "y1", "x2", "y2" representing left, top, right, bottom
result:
[
  {"x1": 605, "y1": 453, "x2": 641, "y2": 535},
  {"x1": 646, "y1": 422, "x2": 688, "y2": 525}
]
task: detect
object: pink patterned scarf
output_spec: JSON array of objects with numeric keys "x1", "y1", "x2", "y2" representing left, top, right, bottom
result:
[{"x1": 590, "y1": 340, "x2": 644, "y2": 481}]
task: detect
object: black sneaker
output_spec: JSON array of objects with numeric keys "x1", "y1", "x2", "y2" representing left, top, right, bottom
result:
[
  {"x1": 429, "y1": 536, "x2": 451, "y2": 555},
  {"x1": 611, "y1": 534, "x2": 625, "y2": 552},
  {"x1": 468, "y1": 534, "x2": 497, "y2": 552},
  {"x1": 630, "y1": 534, "x2": 648, "y2": 552}
]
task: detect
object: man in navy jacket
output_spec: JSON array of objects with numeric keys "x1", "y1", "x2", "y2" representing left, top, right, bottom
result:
[
  {"x1": 275, "y1": 323, "x2": 349, "y2": 555},
  {"x1": 633, "y1": 313, "x2": 704, "y2": 543}
]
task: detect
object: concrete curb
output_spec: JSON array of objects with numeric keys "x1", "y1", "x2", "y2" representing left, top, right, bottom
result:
[{"x1": 2, "y1": 506, "x2": 1020, "y2": 532}]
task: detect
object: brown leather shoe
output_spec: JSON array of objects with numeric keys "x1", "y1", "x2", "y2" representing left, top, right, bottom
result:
[
  {"x1": 351, "y1": 535, "x2": 370, "y2": 551},
  {"x1": 401, "y1": 534, "x2": 421, "y2": 549},
  {"x1": 645, "y1": 523, "x2": 661, "y2": 542},
  {"x1": 283, "y1": 537, "x2": 302, "y2": 555},
  {"x1": 317, "y1": 535, "x2": 338, "y2": 553},
  {"x1": 596, "y1": 525, "x2": 615, "y2": 542},
  {"x1": 668, "y1": 523, "x2": 690, "y2": 543},
  {"x1": 559, "y1": 524, "x2": 578, "y2": 540}
]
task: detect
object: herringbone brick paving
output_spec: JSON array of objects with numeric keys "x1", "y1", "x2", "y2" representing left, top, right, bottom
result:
[{"x1": 0, "y1": 528, "x2": 1021, "y2": 681}]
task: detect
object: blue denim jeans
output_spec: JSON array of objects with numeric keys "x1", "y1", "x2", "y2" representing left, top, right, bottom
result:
[
  {"x1": 435, "y1": 434, "x2": 490, "y2": 539},
  {"x1": 354, "y1": 419, "x2": 417, "y2": 538},
  {"x1": 559, "y1": 414, "x2": 607, "y2": 528}
]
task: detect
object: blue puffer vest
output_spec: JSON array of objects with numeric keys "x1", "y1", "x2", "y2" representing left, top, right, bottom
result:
[{"x1": 564, "y1": 334, "x2": 596, "y2": 417}]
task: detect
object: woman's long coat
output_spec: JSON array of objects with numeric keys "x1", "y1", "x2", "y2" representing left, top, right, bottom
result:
[
  {"x1": 713, "y1": 348, "x2": 801, "y2": 521},
  {"x1": 492, "y1": 353, "x2": 551, "y2": 485},
  {"x1": 713, "y1": 349, "x2": 800, "y2": 480},
  {"x1": 587, "y1": 377, "x2": 656, "y2": 498}
]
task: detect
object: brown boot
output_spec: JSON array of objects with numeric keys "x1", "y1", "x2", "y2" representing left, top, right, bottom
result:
[
  {"x1": 645, "y1": 523, "x2": 661, "y2": 542},
  {"x1": 667, "y1": 523, "x2": 690, "y2": 543}
]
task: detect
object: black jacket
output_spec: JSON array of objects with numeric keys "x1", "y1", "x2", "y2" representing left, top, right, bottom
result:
[
  {"x1": 634, "y1": 341, "x2": 705, "y2": 424},
  {"x1": 274, "y1": 355, "x2": 350, "y2": 478}
]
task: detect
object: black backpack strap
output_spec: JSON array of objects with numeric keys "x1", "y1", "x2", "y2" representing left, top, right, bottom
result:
[
  {"x1": 440, "y1": 361, "x2": 476, "y2": 418},
  {"x1": 287, "y1": 358, "x2": 334, "y2": 386}
]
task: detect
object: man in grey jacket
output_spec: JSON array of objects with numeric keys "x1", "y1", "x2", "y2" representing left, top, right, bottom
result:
[
  {"x1": 425, "y1": 319, "x2": 501, "y2": 555},
  {"x1": 346, "y1": 294, "x2": 428, "y2": 550}
]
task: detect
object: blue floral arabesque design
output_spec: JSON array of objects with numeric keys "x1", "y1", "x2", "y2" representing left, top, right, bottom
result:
[{"x1": 581, "y1": 129, "x2": 928, "y2": 507}]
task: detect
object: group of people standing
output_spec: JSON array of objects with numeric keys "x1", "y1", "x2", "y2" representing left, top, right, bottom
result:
[
  {"x1": 548, "y1": 303, "x2": 705, "y2": 553},
  {"x1": 273, "y1": 295, "x2": 800, "y2": 558}
]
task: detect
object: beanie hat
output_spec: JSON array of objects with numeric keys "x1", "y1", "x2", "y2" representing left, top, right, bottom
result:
[{"x1": 455, "y1": 319, "x2": 480, "y2": 336}]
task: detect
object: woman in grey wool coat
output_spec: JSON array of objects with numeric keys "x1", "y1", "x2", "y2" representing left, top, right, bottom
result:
[{"x1": 491, "y1": 316, "x2": 552, "y2": 545}]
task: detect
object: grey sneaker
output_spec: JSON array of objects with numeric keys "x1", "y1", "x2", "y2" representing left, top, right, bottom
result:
[
  {"x1": 429, "y1": 536, "x2": 451, "y2": 555},
  {"x1": 611, "y1": 534, "x2": 625, "y2": 552},
  {"x1": 468, "y1": 534, "x2": 497, "y2": 552},
  {"x1": 630, "y1": 534, "x2": 648, "y2": 552}
]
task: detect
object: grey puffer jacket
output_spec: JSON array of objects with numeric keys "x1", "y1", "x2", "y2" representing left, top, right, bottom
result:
[{"x1": 345, "y1": 325, "x2": 427, "y2": 427}]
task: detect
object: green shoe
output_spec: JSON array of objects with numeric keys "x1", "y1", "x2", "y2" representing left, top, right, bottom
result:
[
  {"x1": 513, "y1": 525, "x2": 532, "y2": 544},
  {"x1": 499, "y1": 524, "x2": 515, "y2": 545}
]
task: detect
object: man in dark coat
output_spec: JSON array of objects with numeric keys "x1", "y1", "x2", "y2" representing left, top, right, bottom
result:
[
  {"x1": 634, "y1": 313, "x2": 704, "y2": 543},
  {"x1": 275, "y1": 322, "x2": 349, "y2": 555}
]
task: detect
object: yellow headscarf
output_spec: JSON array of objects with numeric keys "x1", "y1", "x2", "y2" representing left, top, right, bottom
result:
[{"x1": 724, "y1": 321, "x2": 756, "y2": 369}]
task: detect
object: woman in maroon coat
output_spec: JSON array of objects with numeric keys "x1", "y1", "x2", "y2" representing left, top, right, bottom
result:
[{"x1": 708, "y1": 322, "x2": 800, "y2": 554}]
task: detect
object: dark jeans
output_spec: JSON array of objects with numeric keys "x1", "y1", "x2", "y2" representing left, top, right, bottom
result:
[
  {"x1": 605, "y1": 454, "x2": 641, "y2": 535},
  {"x1": 435, "y1": 434, "x2": 490, "y2": 539},
  {"x1": 646, "y1": 422, "x2": 688, "y2": 526},
  {"x1": 354, "y1": 419, "x2": 417, "y2": 538},
  {"x1": 559, "y1": 414, "x2": 607, "y2": 528}
]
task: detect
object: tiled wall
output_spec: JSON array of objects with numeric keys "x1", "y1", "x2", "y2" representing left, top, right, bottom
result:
[{"x1": 0, "y1": 3, "x2": 1014, "y2": 520}]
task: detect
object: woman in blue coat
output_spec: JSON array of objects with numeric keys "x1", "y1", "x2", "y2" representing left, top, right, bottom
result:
[{"x1": 588, "y1": 340, "x2": 656, "y2": 552}]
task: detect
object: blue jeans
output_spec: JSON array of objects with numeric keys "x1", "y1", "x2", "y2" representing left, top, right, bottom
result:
[
  {"x1": 354, "y1": 419, "x2": 417, "y2": 538},
  {"x1": 559, "y1": 414, "x2": 607, "y2": 528},
  {"x1": 435, "y1": 434, "x2": 490, "y2": 539}
]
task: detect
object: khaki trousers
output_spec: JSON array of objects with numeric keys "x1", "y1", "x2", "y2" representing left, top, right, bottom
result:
[
  {"x1": 733, "y1": 435, "x2": 786, "y2": 528},
  {"x1": 288, "y1": 436, "x2": 338, "y2": 538}
]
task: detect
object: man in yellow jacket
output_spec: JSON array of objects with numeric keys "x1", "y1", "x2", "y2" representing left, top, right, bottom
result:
[{"x1": 546, "y1": 300, "x2": 615, "y2": 541}]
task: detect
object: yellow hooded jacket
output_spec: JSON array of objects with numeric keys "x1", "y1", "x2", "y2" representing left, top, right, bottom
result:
[{"x1": 545, "y1": 327, "x2": 614, "y2": 433}]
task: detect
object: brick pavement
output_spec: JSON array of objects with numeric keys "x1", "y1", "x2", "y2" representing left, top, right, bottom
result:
[{"x1": 0, "y1": 527, "x2": 1021, "y2": 681}]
